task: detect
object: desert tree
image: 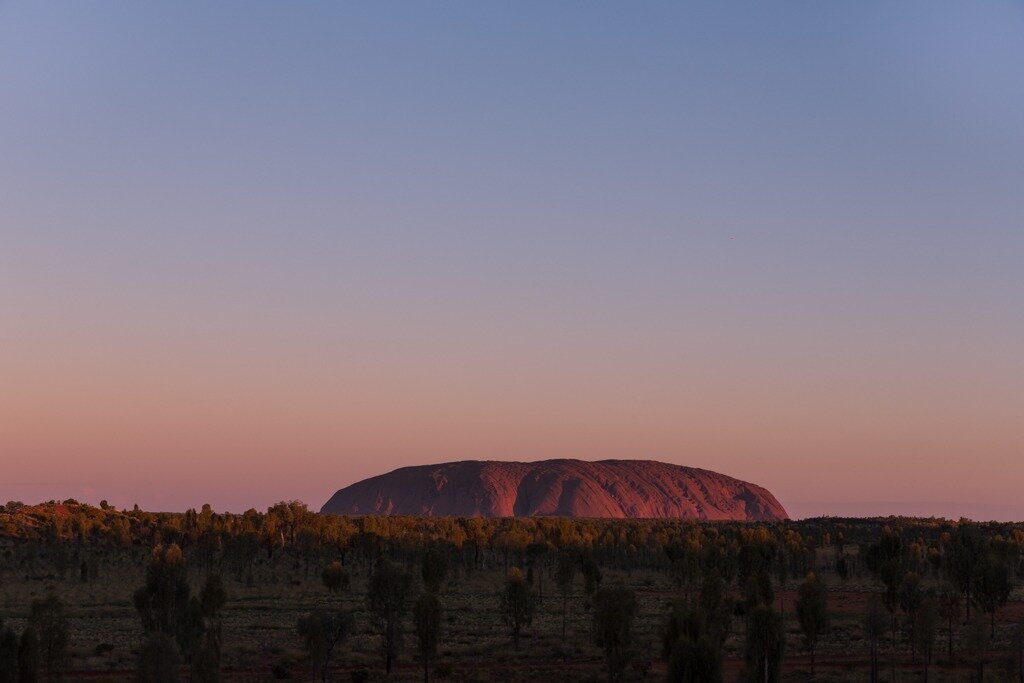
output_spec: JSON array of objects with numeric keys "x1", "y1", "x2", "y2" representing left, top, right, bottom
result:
[
  {"x1": 973, "y1": 552, "x2": 1011, "y2": 637},
  {"x1": 413, "y1": 592, "x2": 442, "y2": 683},
  {"x1": 321, "y1": 561, "x2": 350, "y2": 595},
  {"x1": 592, "y1": 586, "x2": 637, "y2": 683},
  {"x1": 835, "y1": 554, "x2": 849, "y2": 583},
  {"x1": 935, "y1": 582, "x2": 962, "y2": 661},
  {"x1": 554, "y1": 551, "x2": 576, "y2": 640},
  {"x1": 898, "y1": 572, "x2": 923, "y2": 662},
  {"x1": 420, "y1": 547, "x2": 449, "y2": 594},
  {"x1": 742, "y1": 571, "x2": 774, "y2": 619},
  {"x1": 28, "y1": 595, "x2": 68, "y2": 682},
  {"x1": 191, "y1": 574, "x2": 227, "y2": 683},
  {"x1": 524, "y1": 542, "x2": 550, "y2": 603},
  {"x1": 135, "y1": 632, "x2": 180, "y2": 683},
  {"x1": 0, "y1": 620, "x2": 17, "y2": 683},
  {"x1": 297, "y1": 610, "x2": 353, "y2": 683},
  {"x1": 367, "y1": 559, "x2": 413, "y2": 674},
  {"x1": 581, "y1": 556, "x2": 603, "y2": 597},
  {"x1": 17, "y1": 627, "x2": 39, "y2": 683},
  {"x1": 964, "y1": 612, "x2": 989, "y2": 681},
  {"x1": 1014, "y1": 619, "x2": 1024, "y2": 683},
  {"x1": 698, "y1": 571, "x2": 733, "y2": 650},
  {"x1": 863, "y1": 528, "x2": 904, "y2": 679},
  {"x1": 663, "y1": 603, "x2": 723, "y2": 683},
  {"x1": 794, "y1": 572, "x2": 828, "y2": 675},
  {"x1": 913, "y1": 595, "x2": 938, "y2": 682},
  {"x1": 500, "y1": 567, "x2": 535, "y2": 651},
  {"x1": 667, "y1": 634, "x2": 721, "y2": 683},
  {"x1": 134, "y1": 544, "x2": 190, "y2": 643},
  {"x1": 945, "y1": 524, "x2": 985, "y2": 619},
  {"x1": 743, "y1": 605, "x2": 783, "y2": 683}
]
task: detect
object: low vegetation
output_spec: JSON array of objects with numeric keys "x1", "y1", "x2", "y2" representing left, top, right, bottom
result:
[{"x1": 2, "y1": 499, "x2": 1024, "y2": 680}]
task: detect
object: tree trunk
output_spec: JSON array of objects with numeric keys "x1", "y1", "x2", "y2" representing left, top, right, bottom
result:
[
  {"x1": 891, "y1": 614, "x2": 898, "y2": 683},
  {"x1": 562, "y1": 596, "x2": 568, "y2": 640},
  {"x1": 949, "y1": 617, "x2": 955, "y2": 661}
]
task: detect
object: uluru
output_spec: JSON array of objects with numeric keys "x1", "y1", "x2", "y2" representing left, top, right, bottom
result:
[{"x1": 320, "y1": 459, "x2": 788, "y2": 521}]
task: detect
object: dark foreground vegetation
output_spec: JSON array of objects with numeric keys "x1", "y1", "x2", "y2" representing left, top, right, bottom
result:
[{"x1": 2, "y1": 500, "x2": 1024, "y2": 681}]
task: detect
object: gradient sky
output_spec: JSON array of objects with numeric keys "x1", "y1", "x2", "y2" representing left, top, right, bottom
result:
[{"x1": 2, "y1": 2, "x2": 1022, "y2": 519}]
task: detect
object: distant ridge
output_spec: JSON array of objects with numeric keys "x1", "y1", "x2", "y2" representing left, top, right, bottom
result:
[{"x1": 320, "y1": 459, "x2": 788, "y2": 521}]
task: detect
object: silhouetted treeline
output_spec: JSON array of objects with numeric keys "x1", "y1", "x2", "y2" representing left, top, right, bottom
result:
[{"x1": 3, "y1": 499, "x2": 1024, "y2": 680}]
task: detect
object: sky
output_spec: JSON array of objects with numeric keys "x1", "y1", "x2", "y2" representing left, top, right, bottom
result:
[{"x1": 1, "y1": 2, "x2": 1022, "y2": 519}]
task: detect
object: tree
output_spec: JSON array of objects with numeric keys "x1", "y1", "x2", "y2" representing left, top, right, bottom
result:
[
  {"x1": 367, "y1": 559, "x2": 413, "y2": 674},
  {"x1": 554, "y1": 552, "x2": 576, "y2": 640},
  {"x1": 321, "y1": 561, "x2": 350, "y2": 594},
  {"x1": 898, "y1": 572, "x2": 923, "y2": 662},
  {"x1": 914, "y1": 596, "x2": 938, "y2": 682},
  {"x1": 794, "y1": 573, "x2": 828, "y2": 675},
  {"x1": 973, "y1": 552, "x2": 1011, "y2": 637},
  {"x1": 935, "y1": 582, "x2": 962, "y2": 662},
  {"x1": 500, "y1": 567, "x2": 536, "y2": 650},
  {"x1": 663, "y1": 599, "x2": 725, "y2": 682},
  {"x1": 17, "y1": 627, "x2": 39, "y2": 683},
  {"x1": 667, "y1": 630, "x2": 722, "y2": 683},
  {"x1": 743, "y1": 605, "x2": 783, "y2": 683},
  {"x1": 134, "y1": 544, "x2": 190, "y2": 646},
  {"x1": 946, "y1": 525, "x2": 984, "y2": 620},
  {"x1": 413, "y1": 592, "x2": 442, "y2": 683},
  {"x1": 592, "y1": 586, "x2": 637, "y2": 683},
  {"x1": 135, "y1": 632, "x2": 180, "y2": 683},
  {"x1": 697, "y1": 571, "x2": 733, "y2": 649},
  {"x1": 835, "y1": 554, "x2": 849, "y2": 582},
  {"x1": 191, "y1": 575, "x2": 227, "y2": 683},
  {"x1": 581, "y1": 556, "x2": 603, "y2": 596},
  {"x1": 421, "y1": 547, "x2": 449, "y2": 594},
  {"x1": 28, "y1": 595, "x2": 68, "y2": 682},
  {"x1": 864, "y1": 596, "x2": 887, "y2": 683},
  {"x1": 964, "y1": 612, "x2": 989, "y2": 681},
  {"x1": 297, "y1": 610, "x2": 352, "y2": 683},
  {"x1": 0, "y1": 621, "x2": 18, "y2": 683},
  {"x1": 863, "y1": 527, "x2": 903, "y2": 676}
]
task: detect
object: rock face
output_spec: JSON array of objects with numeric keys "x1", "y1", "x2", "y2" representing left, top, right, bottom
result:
[{"x1": 320, "y1": 459, "x2": 787, "y2": 521}]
